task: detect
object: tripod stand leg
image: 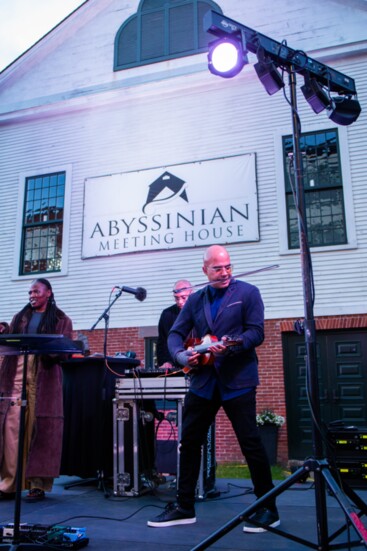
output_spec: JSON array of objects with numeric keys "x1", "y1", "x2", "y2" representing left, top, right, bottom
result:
[
  {"x1": 313, "y1": 467, "x2": 330, "y2": 550},
  {"x1": 340, "y1": 478, "x2": 367, "y2": 516},
  {"x1": 322, "y1": 467, "x2": 367, "y2": 545},
  {"x1": 191, "y1": 464, "x2": 314, "y2": 551},
  {"x1": 64, "y1": 471, "x2": 112, "y2": 497}
]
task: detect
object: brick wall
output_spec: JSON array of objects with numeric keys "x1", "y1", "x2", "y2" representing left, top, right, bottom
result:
[{"x1": 78, "y1": 314, "x2": 367, "y2": 466}]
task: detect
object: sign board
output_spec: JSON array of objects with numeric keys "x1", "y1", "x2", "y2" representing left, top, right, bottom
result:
[{"x1": 82, "y1": 154, "x2": 258, "y2": 257}]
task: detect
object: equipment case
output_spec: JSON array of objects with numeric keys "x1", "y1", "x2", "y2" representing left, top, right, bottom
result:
[{"x1": 113, "y1": 375, "x2": 216, "y2": 498}]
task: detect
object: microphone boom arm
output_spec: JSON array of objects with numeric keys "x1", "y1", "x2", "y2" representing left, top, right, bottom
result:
[{"x1": 90, "y1": 288, "x2": 123, "y2": 331}]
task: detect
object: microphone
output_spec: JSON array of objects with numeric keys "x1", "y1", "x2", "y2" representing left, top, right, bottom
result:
[{"x1": 117, "y1": 286, "x2": 147, "y2": 302}]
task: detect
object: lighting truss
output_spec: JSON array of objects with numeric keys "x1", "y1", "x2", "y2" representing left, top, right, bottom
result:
[{"x1": 204, "y1": 10, "x2": 357, "y2": 95}]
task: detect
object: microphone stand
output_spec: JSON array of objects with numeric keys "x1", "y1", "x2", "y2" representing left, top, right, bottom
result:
[{"x1": 90, "y1": 287, "x2": 123, "y2": 332}]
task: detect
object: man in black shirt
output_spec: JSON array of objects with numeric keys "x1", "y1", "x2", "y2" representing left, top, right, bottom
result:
[{"x1": 156, "y1": 280, "x2": 192, "y2": 368}]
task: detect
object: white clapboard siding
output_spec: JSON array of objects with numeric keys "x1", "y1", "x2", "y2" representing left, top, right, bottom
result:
[{"x1": 0, "y1": 0, "x2": 366, "y2": 330}]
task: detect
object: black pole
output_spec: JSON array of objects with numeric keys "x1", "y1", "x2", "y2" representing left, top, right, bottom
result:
[
  {"x1": 196, "y1": 13, "x2": 365, "y2": 549},
  {"x1": 11, "y1": 352, "x2": 29, "y2": 545},
  {"x1": 192, "y1": 69, "x2": 349, "y2": 551},
  {"x1": 288, "y1": 66, "x2": 329, "y2": 550},
  {"x1": 0, "y1": 334, "x2": 78, "y2": 551}
]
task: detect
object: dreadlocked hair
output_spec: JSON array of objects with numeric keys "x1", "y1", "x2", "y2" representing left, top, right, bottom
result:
[{"x1": 12, "y1": 278, "x2": 63, "y2": 334}]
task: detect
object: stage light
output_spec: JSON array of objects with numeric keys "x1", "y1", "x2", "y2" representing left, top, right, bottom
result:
[
  {"x1": 301, "y1": 75, "x2": 330, "y2": 114},
  {"x1": 208, "y1": 36, "x2": 248, "y2": 78},
  {"x1": 204, "y1": 10, "x2": 361, "y2": 127},
  {"x1": 327, "y1": 95, "x2": 362, "y2": 126},
  {"x1": 254, "y1": 55, "x2": 284, "y2": 95}
]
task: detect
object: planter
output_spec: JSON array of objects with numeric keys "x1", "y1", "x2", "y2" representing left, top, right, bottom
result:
[{"x1": 258, "y1": 424, "x2": 279, "y2": 465}]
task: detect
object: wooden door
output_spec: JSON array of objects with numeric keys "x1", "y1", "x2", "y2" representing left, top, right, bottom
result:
[{"x1": 283, "y1": 330, "x2": 367, "y2": 459}]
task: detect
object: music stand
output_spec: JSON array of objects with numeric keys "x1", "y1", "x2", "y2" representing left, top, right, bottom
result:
[{"x1": 0, "y1": 334, "x2": 81, "y2": 550}]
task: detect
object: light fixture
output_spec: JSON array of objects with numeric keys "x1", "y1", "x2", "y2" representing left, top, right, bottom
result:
[
  {"x1": 204, "y1": 10, "x2": 361, "y2": 127},
  {"x1": 254, "y1": 48, "x2": 284, "y2": 95},
  {"x1": 301, "y1": 74, "x2": 330, "y2": 114},
  {"x1": 208, "y1": 35, "x2": 248, "y2": 78},
  {"x1": 327, "y1": 95, "x2": 362, "y2": 126}
]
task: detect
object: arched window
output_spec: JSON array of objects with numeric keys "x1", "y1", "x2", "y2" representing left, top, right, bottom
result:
[{"x1": 114, "y1": 0, "x2": 222, "y2": 70}]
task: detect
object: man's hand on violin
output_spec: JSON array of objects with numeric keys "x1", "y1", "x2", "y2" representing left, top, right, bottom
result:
[
  {"x1": 207, "y1": 341, "x2": 228, "y2": 356},
  {"x1": 209, "y1": 335, "x2": 244, "y2": 357},
  {"x1": 177, "y1": 334, "x2": 244, "y2": 370},
  {"x1": 175, "y1": 348, "x2": 201, "y2": 367}
]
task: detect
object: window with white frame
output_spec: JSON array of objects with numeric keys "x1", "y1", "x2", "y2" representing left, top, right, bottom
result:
[
  {"x1": 20, "y1": 172, "x2": 65, "y2": 275},
  {"x1": 282, "y1": 128, "x2": 347, "y2": 249}
]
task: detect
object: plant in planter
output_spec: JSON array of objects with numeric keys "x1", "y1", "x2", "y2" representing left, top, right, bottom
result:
[
  {"x1": 256, "y1": 409, "x2": 285, "y2": 428},
  {"x1": 256, "y1": 409, "x2": 285, "y2": 465}
]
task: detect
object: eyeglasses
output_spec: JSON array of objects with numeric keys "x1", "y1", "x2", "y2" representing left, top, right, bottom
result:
[{"x1": 208, "y1": 264, "x2": 233, "y2": 274}]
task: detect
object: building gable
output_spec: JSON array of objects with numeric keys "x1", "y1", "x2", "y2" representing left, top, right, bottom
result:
[{"x1": 1, "y1": 0, "x2": 366, "y2": 119}]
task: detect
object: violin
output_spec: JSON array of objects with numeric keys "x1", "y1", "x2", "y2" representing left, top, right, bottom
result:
[{"x1": 183, "y1": 334, "x2": 242, "y2": 373}]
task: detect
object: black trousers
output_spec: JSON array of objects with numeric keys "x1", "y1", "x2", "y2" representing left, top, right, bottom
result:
[{"x1": 177, "y1": 388, "x2": 276, "y2": 510}]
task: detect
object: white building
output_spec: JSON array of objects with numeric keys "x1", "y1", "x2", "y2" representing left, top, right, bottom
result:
[{"x1": 0, "y1": 0, "x2": 366, "y2": 462}]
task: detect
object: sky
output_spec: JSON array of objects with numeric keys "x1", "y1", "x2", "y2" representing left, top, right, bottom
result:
[{"x1": 0, "y1": 0, "x2": 86, "y2": 72}]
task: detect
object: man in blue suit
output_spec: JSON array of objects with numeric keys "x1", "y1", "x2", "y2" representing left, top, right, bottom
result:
[{"x1": 148, "y1": 245, "x2": 279, "y2": 532}]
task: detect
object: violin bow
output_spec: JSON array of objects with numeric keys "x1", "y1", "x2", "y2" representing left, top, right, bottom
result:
[{"x1": 180, "y1": 264, "x2": 279, "y2": 292}]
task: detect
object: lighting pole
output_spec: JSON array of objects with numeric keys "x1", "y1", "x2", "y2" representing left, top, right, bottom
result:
[
  {"x1": 191, "y1": 10, "x2": 365, "y2": 551},
  {"x1": 288, "y1": 64, "x2": 329, "y2": 546}
]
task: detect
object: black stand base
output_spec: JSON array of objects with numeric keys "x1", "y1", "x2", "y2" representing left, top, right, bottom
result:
[
  {"x1": 0, "y1": 336, "x2": 83, "y2": 551},
  {"x1": 192, "y1": 458, "x2": 367, "y2": 551},
  {"x1": 64, "y1": 471, "x2": 111, "y2": 497}
]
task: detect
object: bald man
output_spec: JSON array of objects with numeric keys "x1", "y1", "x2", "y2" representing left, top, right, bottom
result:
[
  {"x1": 156, "y1": 280, "x2": 192, "y2": 369},
  {"x1": 148, "y1": 245, "x2": 279, "y2": 533}
]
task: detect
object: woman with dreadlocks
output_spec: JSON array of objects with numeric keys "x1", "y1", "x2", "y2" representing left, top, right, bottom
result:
[{"x1": 0, "y1": 278, "x2": 72, "y2": 502}]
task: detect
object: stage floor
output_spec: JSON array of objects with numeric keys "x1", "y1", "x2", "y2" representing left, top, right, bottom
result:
[{"x1": 0, "y1": 475, "x2": 366, "y2": 550}]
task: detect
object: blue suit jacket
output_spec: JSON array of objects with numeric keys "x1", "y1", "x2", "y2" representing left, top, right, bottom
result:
[{"x1": 168, "y1": 278, "x2": 264, "y2": 393}]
